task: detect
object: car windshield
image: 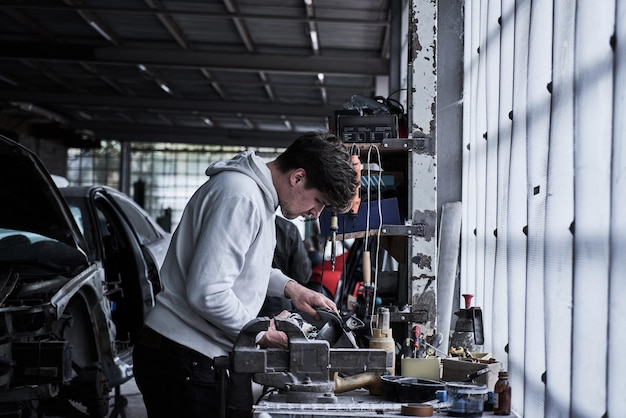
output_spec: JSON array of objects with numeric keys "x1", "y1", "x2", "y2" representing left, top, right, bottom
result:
[{"x1": 0, "y1": 227, "x2": 88, "y2": 278}]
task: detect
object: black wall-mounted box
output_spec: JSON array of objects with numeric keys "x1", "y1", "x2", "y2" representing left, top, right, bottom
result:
[{"x1": 335, "y1": 113, "x2": 399, "y2": 143}]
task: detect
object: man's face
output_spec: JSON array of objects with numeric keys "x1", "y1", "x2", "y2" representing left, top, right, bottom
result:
[{"x1": 279, "y1": 169, "x2": 329, "y2": 220}]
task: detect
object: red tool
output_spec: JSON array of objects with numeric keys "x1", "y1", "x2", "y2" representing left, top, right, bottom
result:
[
  {"x1": 462, "y1": 293, "x2": 474, "y2": 309},
  {"x1": 349, "y1": 146, "x2": 361, "y2": 218},
  {"x1": 413, "y1": 325, "x2": 420, "y2": 357}
]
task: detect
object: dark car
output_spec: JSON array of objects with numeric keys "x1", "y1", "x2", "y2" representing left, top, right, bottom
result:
[
  {"x1": 59, "y1": 185, "x2": 170, "y2": 350},
  {"x1": 0, "y1": 134, "x2": 170, "y2": 417}
]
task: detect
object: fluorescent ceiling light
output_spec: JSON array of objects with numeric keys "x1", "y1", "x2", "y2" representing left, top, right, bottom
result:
[
  {"x1": 88, "y1": 21, "x2": 114, "y2": 42},
  {"x1": 76, "y1": 111, "x2": 93, "y2": 120},
  {"x1": 0, "y1": 73, "x2": 18, "y2": 86},
  {"x1": 320, "y1": 86, "x2": 327, "y2": 103},
  {"x1": 309, "y1": 29, "x2": 319, "y2": 51},
  {"x1": 10, "y1": 101, "x2": 67, "y2": 124},
  {"x1": 282, "y1": 115, "x2": 292, "y2": 130},
  {"x1": 158, "y1": 82, "x2": 172, "y2": 95}
]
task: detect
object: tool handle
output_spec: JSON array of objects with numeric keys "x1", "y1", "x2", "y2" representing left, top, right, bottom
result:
[
  {"x1": 362, "y1": 250, "x2": 371, "y2": 285},
  {"x1": 413, "y1": 325, "x2": 420, "y2": 348},
  {"x1": 462, "y1": 293, "x2": 474, "y2": 309},
  {"x1": 465, "y1": 367, "x2": 490, "y2": 382}
]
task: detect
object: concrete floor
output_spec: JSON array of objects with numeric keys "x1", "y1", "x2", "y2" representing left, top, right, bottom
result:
[
  {"x1": 107, "y1": 379, "x2": 148, "y2": 418},
  {"x1": 46, "y1": 376, "x2": 267, "y2": 417},
  {"x1": 45, "y1": 378, "x2": 147, "y2": 418}
]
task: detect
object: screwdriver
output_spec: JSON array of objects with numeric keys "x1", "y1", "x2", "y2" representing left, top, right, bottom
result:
[
  {"x1": 330, "y1": 211, "x2": 338, "y2": 271},
  {"x1": 413, "y1": 325, "x2": 420, "y2": 357}
]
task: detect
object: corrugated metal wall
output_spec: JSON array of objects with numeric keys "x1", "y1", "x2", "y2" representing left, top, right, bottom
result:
[{"x1": 461, "y1": 0, "x2": 625, "y2": 416}]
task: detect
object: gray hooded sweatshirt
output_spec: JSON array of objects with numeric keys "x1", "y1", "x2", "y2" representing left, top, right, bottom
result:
[{"x1": 144, "y1": 151, "x2": 293, "y2": 358}]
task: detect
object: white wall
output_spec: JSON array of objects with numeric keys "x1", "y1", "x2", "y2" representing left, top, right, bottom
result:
[{"x1": 461, "y1": 0, "x2": 625, "y2": 416}]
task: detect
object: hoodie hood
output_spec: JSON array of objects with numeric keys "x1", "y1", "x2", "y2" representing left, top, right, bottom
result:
[{"x1": 205, "y1": 151, "x2": 278, "y2": 210}]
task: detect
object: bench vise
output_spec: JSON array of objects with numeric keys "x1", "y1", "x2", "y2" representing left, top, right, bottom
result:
[{"x1": 231, "y1": 310, "x2": 389, "y2": 403}]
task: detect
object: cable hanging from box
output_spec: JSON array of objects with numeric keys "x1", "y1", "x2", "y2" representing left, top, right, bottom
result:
[{"x1": 363, "y1": 143, "x2": 384, "y2": 325}]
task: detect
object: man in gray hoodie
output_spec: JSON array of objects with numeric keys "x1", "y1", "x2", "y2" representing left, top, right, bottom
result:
[{"x1": 132, "y1": 132, "x2": 358, "y2": 418}]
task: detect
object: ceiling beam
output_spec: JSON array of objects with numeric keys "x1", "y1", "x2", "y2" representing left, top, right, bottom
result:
[
  {"x1": 0, "y1": 91, "x2": 339, "y2": 116},
  {"x1": 0, "y1": 41, "x2": 389, "y2": 75},
  {"x1": 72, "y1": 122, "x2": 301, "y2": 148},
  {"x1": 0, "y1": 4, "x2": 390, "y2": 27}
]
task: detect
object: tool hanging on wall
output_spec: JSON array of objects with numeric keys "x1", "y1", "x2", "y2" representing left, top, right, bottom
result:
[
  {"x1": 349, "y1": 144, "x2": 362, "y2": 219},
  {"x1": 362, "y1": 145, "x2": 383, "y2": 321},
  {"x1": 345, "y1": 144, "x2": 384, "y2": 322},
  {"x1": 329, "y1": 145, "x2": 361, "y2": 272},
  {"x1": 406, "y1": 324, "x2": 427, "y2": 358},
  {"x1": 329, "y1": 210, "x2": 338, "y2": 271}
]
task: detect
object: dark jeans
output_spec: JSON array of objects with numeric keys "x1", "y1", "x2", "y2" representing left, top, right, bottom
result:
[{"x1": 132, "y1": 326, "x2": 253, "y2": 418}]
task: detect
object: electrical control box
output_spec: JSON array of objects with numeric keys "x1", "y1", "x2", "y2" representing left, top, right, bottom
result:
[{"x1": 335, "y1": 114, "x2": 399, "y2": 143}]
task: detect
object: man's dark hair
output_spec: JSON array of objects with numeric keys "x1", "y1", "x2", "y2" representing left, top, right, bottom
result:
[{"x1": 275, "y1": 132, "x2": 358, "y2": 213}]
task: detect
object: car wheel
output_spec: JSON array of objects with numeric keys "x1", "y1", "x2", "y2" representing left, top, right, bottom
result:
[
  {"x1": 60, "y1": 296, "x2": 111, "y2": 417},
  {"x1": 74, "y1": 365, "x2": 110, "y2": 418}
]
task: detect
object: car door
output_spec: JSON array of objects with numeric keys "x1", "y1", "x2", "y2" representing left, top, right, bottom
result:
[{"x1": 90, "y1": 188, "x2": 157, "y2": 348}]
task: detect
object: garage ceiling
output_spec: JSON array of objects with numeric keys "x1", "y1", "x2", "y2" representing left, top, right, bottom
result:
[{"x1": 0, "y1": 0, "x2": 396, "y2": 148}]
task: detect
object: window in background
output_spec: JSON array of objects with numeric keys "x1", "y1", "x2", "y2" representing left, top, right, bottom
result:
[{"x1": 68, "y1": 141, "x2": 282, "y2": 232}]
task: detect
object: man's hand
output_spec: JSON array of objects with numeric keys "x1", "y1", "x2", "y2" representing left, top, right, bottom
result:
[
  {"x1": 257, "y1": 311, "x2": 290, "y2": 349},
  {"x1": 284, "y1": 281, "x2": 337, "y2": 320}
]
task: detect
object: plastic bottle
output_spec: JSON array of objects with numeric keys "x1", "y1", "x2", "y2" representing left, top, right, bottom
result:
[
  {"x1": 493, "y1": 370, "x2": 511, "y2": 415},
  {"x1": 369, "y1": 307, "x2": 395, "y2": 376}
]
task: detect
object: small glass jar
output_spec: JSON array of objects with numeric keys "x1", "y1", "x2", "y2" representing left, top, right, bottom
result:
[
  {"x1": 493, "y1": 371, "x2": 511, "y2": 415},
  {"x1": 445, "y1": 382, "x2": 488, "y2": 417}
]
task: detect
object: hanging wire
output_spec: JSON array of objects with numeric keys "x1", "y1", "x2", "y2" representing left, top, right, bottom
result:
[
  {"x1": 363, "y1": 144, "x2": 385, "y2": 327},
  {"x1": 368, "y1": 145, "x2": 384, "y2": 320},
  {"x1": 363, "y1": 145, "x2": 373, "y2": 329}
]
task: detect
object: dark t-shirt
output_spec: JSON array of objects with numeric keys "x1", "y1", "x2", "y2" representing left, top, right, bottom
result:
[{"x1": 258, "y1": 217, "x2": 312, "y2": 316}]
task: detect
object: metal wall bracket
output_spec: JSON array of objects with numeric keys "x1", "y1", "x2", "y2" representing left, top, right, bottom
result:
[
  {"x1": 379, "y1": 224, "x2": 425, "y2": 237},
  {"x1": 380, "y1": 137, "x2": 435, "y2": 155}
]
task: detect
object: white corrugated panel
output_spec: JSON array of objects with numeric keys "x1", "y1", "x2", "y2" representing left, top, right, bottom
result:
[
  {"x1": 462, "y1": 0, "x2": 480, "y2": 299},
  {"x1": 506, "y1": 0, "x2": 531, "y2": 415},
  {"x1": 492, "y1": 0, "x2": 514, "y2": 368},
  {"x1": 523, "y1": 0, "x2": 552, "y2": 415},
  {"x1": 572, "y1": 0, "x2": 614, "y2": 416},
  {"x1": 481, "y1": 0, "x2": 501, "y2": 356},
  {"x1": 544, "y1": 0, "x2": 575, "y2": 416},
  {"x1": 461, "y1": 0, "x2": 623, "y2": 416},
  {"x1": 608, "y1": 2, "x2": 626, "y2": 415},
  {"x1": 472, "y1": 0, "x2": 488, "y2": 315}
]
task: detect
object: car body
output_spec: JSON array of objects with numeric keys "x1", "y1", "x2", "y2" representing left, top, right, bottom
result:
[
  {"x1": 0, "y1": 134, "x2": 170, "y2": 417},
  {"x1": 60, "y1": 185, "x2": 171, "y2": 351}
]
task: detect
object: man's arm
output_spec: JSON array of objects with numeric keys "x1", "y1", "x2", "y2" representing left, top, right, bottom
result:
[
  {"x1": 284, "y1": 280, "x2": 337, "y2": 319},
  {"x1": 258, "y1": 281, "x2": 337, "y2": 348}
]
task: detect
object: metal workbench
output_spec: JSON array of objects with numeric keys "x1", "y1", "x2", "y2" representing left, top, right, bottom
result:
[
  {"x1": 253, "y1": 389, "x2": 445, "y2": 418},
  {"x1": 253, "y1": 389, "x2": 516, "y2": 417}
]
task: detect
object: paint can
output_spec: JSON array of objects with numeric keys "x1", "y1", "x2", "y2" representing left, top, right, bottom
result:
[{"x1": 445, "y1": 381, "x2": 488, "y2": 417}]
